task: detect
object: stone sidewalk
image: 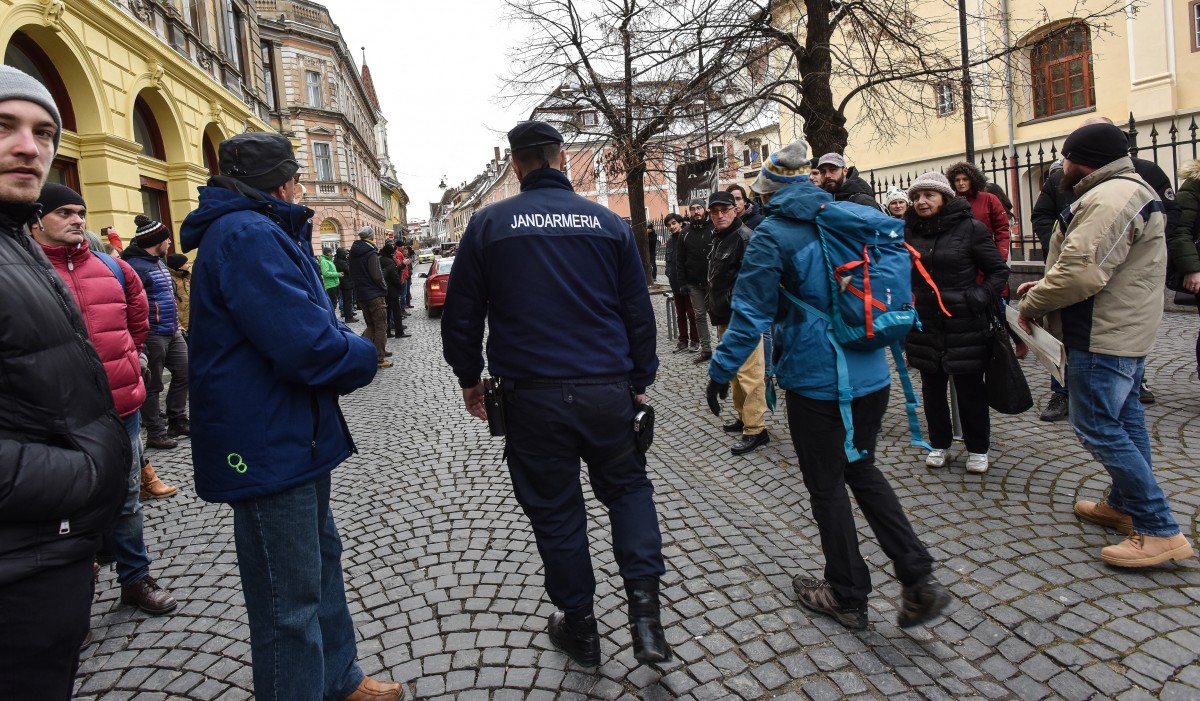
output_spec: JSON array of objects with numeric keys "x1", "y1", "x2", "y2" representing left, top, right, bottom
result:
[{"x1": 76, "y1": 283, "x2": 1200, "y2": 701}]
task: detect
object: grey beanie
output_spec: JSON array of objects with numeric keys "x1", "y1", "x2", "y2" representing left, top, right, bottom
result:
[
  {"x1": 907, "y1": 171, "x2": 956, "y2": 201},
  {"x1": 688, "y1": 197, "x2": 706, "y2": 208},
  {"x1": 357, "y1": 226, "x2": 375, "y2": 238},
  {"x1": 0, "y1": 65, "x2": 62, "y2": 153}
]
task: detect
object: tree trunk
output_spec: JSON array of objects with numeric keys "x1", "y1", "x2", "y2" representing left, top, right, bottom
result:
[
  {"x1": 625, "y1": 159, "x2": 653, "y2": 285},
  {"x1": 797, "y1": 0, "x2": 849, "y2": 156}
]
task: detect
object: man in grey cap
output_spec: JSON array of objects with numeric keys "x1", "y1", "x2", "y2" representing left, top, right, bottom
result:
[
  {"x1": 349, "y1": 225, "x2": 390, "y2": 368},
  {"x1": 0, "y1": 65, "x2": 129, "y2": 700},
  {"x1": 179, "y1": 132, "x2": 405, "y2": 701},
  {"x1": 816, "y1": 152, "x2": 884, "y2": 211}
]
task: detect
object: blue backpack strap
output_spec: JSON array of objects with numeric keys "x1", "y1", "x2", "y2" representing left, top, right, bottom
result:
[
  {"x1": 92, "y1": 250, "x2": 126, "y2": 292},
  {"x1": 779, "y1": 286, "x2": 867, "y2": 463},
  {"x1": 890, "y1": 341, "x2": 931, "y2": 452}
]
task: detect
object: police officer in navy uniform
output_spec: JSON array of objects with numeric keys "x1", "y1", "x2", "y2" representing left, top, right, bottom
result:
[{"x1": 442, "y1": 120, "x2": 670, "y2": 668}]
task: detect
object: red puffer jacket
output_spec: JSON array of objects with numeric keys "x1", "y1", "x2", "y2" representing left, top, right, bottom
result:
[{"x1": 39, "y1": 240, "x2": 149, "y2": 417}]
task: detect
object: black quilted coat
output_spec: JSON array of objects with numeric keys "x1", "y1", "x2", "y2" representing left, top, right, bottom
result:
[
  {"x1": 0, "y1": 202, "x2": 128, "y2": 586},
  {"x1": 904, "y1": 198, "x2": 1010, "y2": 375}
]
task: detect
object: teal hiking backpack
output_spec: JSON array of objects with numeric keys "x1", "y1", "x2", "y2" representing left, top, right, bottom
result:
[{"x1": 780, "y1": 201, "x2": 946, "y2": 462}]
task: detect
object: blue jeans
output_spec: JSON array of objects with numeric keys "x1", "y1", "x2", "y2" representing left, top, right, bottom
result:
[
  {"x1": 1067, "y1": 349, "x2": 1179, "y2": 537},
  {"x1": 231, "y1": 474, "x2": 363, "y2": 701},
  {"x1": 104, "y1": 413, "x2": 152, "y2": 586}
]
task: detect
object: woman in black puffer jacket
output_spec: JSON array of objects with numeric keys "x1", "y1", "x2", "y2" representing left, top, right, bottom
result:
[{"x1": 904, "y1": 172, "x2": 1009, "y2": 474}]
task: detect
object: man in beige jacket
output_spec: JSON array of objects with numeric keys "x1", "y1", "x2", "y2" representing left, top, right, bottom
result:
[{"x1": 1017, "y1": 122, "x2": 1193, "y2": 568}]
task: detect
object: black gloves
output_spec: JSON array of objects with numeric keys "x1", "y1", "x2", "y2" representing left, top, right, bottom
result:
[{"x1": 706, "y1": 379, "x2": 729, "y2": 416}]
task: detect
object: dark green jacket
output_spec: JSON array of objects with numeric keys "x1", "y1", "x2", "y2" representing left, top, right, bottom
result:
[{"x1": 1168, "y1": 161, "x2": 1200, "y2": 275}]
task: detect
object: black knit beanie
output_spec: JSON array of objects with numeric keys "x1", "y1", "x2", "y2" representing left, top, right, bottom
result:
[
  {"x1": 134, "y1": 214, "x2": 170, "y2": 248},
  {"x1": 1061, "y1": 123, "x2": 1129, "y2": 169}
]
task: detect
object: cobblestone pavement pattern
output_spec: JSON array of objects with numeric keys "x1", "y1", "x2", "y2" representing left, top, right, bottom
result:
[{"x1": 76, "y1": 269, "x2": 1200, "y2": 701}]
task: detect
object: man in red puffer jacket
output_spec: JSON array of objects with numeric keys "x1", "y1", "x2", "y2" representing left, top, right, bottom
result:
[{"x1": 33, "y1": 184, "x2": 179, "y2": 616}]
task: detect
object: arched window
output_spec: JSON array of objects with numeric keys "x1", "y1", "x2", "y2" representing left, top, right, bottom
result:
[
  {"x1": 319, "y1": 219, "x2": 340, "y2": 248},
  {"x1": 3, "y1": 32, "x2": 76, "y2": 132},
  {"x1": 1030, "y1": 23, "x2": 1095, "y2": 119},
  {"x1": 132, "y1": 96, "x2": 165, "y2": 160}
]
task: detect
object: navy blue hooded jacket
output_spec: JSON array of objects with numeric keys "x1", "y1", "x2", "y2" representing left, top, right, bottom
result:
[
  {"x1": 180, "y1": 177, "x2": 377, "y2": 503},
  {"x1": 442, "y1": 168, "x2": 658, "y2": 392}
]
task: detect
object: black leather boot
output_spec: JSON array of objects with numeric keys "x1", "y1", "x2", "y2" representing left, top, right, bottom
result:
[
  {"x1": 625, "y1": 578, "x2": 672, "y2": 664},
  {"x1": 547, "y1": 609, "x2": 600, "y2": 667}
]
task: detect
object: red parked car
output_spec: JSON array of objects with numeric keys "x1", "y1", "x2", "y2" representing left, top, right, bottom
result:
[{"x1": 422, "y1": 256, "x2": 454, "y2": 317}]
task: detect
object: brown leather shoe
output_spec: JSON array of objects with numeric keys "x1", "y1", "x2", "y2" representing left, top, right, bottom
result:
[
  {"x1": 120, "y1": 575, "x2": 178, "y2": 615},
  {"x1": 1074, "y1": 500, "x2": 1132, "y2": 535},
  {"x1": 1101, "y1": 532, "x2": 1194, "y2": 567},
  {"x1": 344, "y1": 676, "x2": 405, "y2": 701},
  {"x1": 140, "y1": 461, "x2": 178, "y2": 500}
]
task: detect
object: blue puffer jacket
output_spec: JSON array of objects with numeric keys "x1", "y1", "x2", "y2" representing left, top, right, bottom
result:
[
  {"x1": 179, "y1": 177, "x2": 378, "y2": 503},
  {"x1": 121, "y1": 244, "x2": 177, "y2": 335},
  {"x1": 709, "y1": 180, "x2": 890, "y2": 400}
]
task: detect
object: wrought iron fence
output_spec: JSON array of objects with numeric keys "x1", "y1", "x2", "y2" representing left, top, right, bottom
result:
[{"x1": 867, "y1": 113, "x2": 1200, "y2": 262}]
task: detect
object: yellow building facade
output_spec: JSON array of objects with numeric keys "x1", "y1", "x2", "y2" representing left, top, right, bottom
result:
[
  {"x1": 0, "y1": 0, "x2": 273, "y2": 250},
  {"x1": 772, "y1": 0, "x2": 1198, "y2": 256}
]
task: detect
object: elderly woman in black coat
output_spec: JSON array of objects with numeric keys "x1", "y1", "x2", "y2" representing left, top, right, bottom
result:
[{"x1": 904, "y1": 172, "x2": 1009, "y2": 474}]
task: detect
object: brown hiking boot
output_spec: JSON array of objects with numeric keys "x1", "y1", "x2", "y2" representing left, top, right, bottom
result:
[
  {"x1": 140, "y1": 461, "x2": 178, "y2": 500},
  {"x1": 1101, "y1": 532, "x2": 1194, "y2": 567},
  {"x1": 1074, "y1": 500, "x2": 1132, "y2": 534}
]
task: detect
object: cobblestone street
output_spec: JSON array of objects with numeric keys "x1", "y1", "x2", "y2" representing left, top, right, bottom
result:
[{"x1": 77, "y1": 271, "x2": 1200, "y2": 701}]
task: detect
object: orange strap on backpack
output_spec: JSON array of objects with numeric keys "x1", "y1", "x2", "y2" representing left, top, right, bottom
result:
[{"x1": 905, "y1": 243, "x2": 951, "y2": 317}]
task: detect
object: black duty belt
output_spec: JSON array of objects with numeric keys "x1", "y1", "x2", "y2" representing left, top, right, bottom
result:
[{"x1": 504, "y1": 375, "x2": 629, "y2": 390}]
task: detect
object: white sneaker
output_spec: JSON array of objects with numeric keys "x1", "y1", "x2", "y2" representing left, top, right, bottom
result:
[
  {"x1": 925, "y1": 449, "x2": 952, "y2": 468},
  {"x1": 965, "y1": 452, "x2": 989, "y2": 473}
]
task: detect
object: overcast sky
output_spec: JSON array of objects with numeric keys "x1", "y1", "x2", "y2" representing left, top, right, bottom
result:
[{"x1": 316, "y1": 0, "x2": 534, "y2": 222}]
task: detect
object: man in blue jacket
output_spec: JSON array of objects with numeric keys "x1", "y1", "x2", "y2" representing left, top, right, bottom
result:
[
  {"x1": 707, "y1": 140, "x2": 950, "y2": 631},
  {"x1": 180, "y1": 132, "x2": 405, "y2": 701},
  {"x1": 442, "y1": 120, "x2": 669, "y2": 668}
]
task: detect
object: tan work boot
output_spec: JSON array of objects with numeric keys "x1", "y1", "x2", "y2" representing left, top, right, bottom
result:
[
  {"x1": 140, "y1": 461, "x2": 178, "y2": 500},
  {"x1": 1101, "y1": 532, "x2": 1194, "y2": 567},
  {"x1": 1074, "y1": 500, "x2": 1132, "y2": 534},
  {"x1": 344, "y1": 675, "x2": 405, "y2": 701}
]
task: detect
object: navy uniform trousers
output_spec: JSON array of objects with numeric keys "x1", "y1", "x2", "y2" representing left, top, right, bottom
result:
[{"x1": 503, "y1": 377, "x2": 665, "y2": 614}]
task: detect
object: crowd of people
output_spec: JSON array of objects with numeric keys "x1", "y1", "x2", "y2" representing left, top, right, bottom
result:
[{"x1": 3, "y1": 53, "x2": 1200, "y2": 700}]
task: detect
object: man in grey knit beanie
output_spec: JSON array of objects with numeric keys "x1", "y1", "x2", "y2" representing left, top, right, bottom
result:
[{"x1": 0, "y1": 65, "x2": 129, "y2": 701}]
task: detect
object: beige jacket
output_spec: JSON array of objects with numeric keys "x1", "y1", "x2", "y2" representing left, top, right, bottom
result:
[{"x1": 1018, "y1": 157, "x2": 1165, "y2": 356}]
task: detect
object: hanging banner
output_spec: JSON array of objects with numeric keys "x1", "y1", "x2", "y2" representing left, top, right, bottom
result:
[{"x1": 676, "y1": 156, "x2": 720, "y2": 205}]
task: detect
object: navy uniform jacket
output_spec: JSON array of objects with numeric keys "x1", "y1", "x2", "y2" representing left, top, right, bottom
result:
[{"x1": 442, "y1": 168, "x2": 658, "y2": 392}]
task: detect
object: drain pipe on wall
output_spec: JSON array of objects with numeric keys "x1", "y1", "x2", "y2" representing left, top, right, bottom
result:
[{"x1": 1000, "y1": 0, "x2": 1022, "y2": 256}]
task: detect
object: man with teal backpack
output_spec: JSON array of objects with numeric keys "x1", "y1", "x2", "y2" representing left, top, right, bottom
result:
[{"x1": 705, "y1": 140, "x2": 950, "y2": 631}]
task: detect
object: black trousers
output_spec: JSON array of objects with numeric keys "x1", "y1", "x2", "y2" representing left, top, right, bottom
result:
[
  {"x1": 504, "y1": 379, "x2": 666, "y2": 613},
  {"x1": 0, "y1": 558, "x2": 94, "y2": 700},
  {"x1": 325, "y1": 287, "x2": 339, "y2": 312},
  {"x1": 785, "y1": 388, "x2": 934, "y2": 608},
  {"x1": 384, "y1": 296, "x2": 403, "y2": 335},
  {"x1": 919, "y1": 369, "x2": 990, "y2": 454}
]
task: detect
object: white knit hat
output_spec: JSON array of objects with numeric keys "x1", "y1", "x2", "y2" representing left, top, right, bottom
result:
[
  {"x1": 907, "y1": 171, "x2": 955, "y2": 201},
  {"x1": 885, "y1": 186, "x2": 909, "y2": 206}
]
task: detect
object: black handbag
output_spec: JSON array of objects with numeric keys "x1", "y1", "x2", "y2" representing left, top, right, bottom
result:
[{"x1": 985, "y1": 316, "x2": 1033, "y2": 414}]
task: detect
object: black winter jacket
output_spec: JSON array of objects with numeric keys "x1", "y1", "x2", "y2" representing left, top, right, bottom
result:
[
  {"x1": 380, "y1": 255, "x2": 403, "y2": 299},
  {"x1": 664, "y1": 230, "x2": 683, "y2": 291},
  {"x1": 334, "y1": 248, "x2": 353, "y2": 290},
  {"x1": 834, "y1": 168, "x2": 885, "y2": 212},
  {"x1": 904, "y1": 198, "x2": 1010, "y2": 375},
  {"x1": 349, "y1": 239, "x2": 386, "y2": 302},
  {"x1": 1032, "y1": 158, "x2": 1179, "y2": 249},
  {"x1": 677, "y1": 217, "x2": 713, "y2": 286},
  {"x1": 706, "y1": 219, "x2": 752, "y2": 326},
  {"x1": 0, "y1": 203, "x2": 128, "y2": 586}
]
